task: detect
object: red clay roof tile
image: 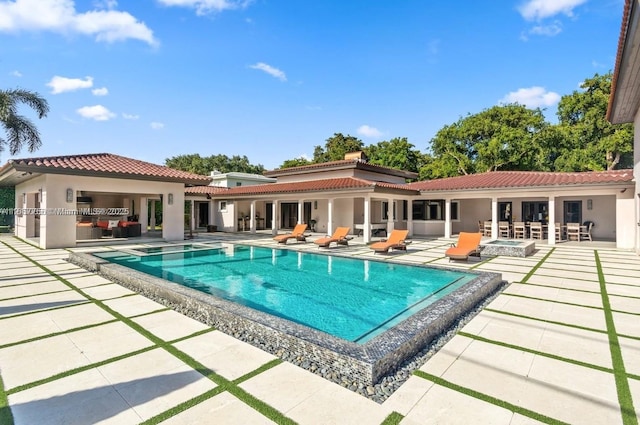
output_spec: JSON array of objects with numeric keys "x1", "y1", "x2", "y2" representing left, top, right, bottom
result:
[
  {"x1": 407, "y1": 170, "x2": 633, "y2": 191},
  {"x1": 4, "y1": 153, "x2": 211, "y2": 184}
]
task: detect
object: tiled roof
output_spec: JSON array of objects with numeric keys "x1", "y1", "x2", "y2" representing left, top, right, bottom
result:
[
  {"x1": 2, "y1": 153, "x2": 211, "y2": 184},
  {"x1": 188, "y1": 177, "x2": 419, "y2": 197},
  {"x1": 607, "y1": 0, "x2": 632, "y2": 122},
  {"x1": 407, "y1": 170, "x2": 634, "y2": 191},
  {"x1": 185, "y1": 186, "x2": 230, "y2": 194},
  {"x1": 264, "y1": 159, "x2": 418, "y2": 179}
]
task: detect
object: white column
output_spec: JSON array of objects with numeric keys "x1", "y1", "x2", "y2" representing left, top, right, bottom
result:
[
  {"x1": 208, "y1": 199, "x2": 214, "y2": 227},
  {"x1": 139, "y1": 197, "x2": 148, "y2": 234},
  {"x1": 250, "y1": 201, "x2": 256, "y2": 234},
  {"x1": 363, "y1": 196, "x2": 371, "y2": 244},
  {"x1": 444, "y1": 199, "x2": 452, "y2": 238},
  {"x1": 327, "y1": 198, "x2": 334, "y2": 235},
  {"x1": 386, "y1": 197, "x2": 394, "y2": 235},
  {"x1": 407, "y1": 199, "x2": 413, "y2": 236},
  {"x1": 491, "y1": 198, "x2": 498, "y2": 238},
  {"x1": 190, "y1": 200, "x2": 195, "y2": 231},
  {"x1": 297, "y1": 200, "x2": 303, "y2": 224},
  {"x1": 271, "y1": 201, "x2": 278, "y2": 235},
  {"x1": 548, "y1": 196, "x2": 556, "y2": 245},
  {"x1": 150, "y1": 199, "x2": 156, "y2": 231}
]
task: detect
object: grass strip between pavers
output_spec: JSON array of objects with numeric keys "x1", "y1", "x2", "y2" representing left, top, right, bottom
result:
[
  {"x1": 232, "y1": 358, "x2": 283, "y2": 385},
  {"x1": 380, "y1": 411, "x2": 404, "y2": 425},
  {"x1": 499, "y1": 292, "x2": 605, "y2": 311},
  {"x1": 483, "y1": 308, "x2": 609, "y2": 336},
  {"x1": 520, "y1": 247, "x2": 554, "y2": 284},
  {"x1": 414, "y1": 371, "x2": 569, "y2": 425},
  {"x1": 0, "y1": 373, "x2": 14, "y2": 425},
  {"x1": 594, "y1": 250, "x2": 638, "y2": 425},
  {"x1": 0, "y1": 239, "x2": 298, "y2": 424},
  {"x1": 458, "y1": 332, "x2": 615, "y2": 375},
  {"x1": 0, "y1": 318, "x2": 119, "y2": 350}
]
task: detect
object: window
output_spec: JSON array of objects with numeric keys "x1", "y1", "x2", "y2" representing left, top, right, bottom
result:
[
  {"x1": 236, "y1": 182, "x2": 242, "y2": 186},
  {"x1": 219, "y1": 201, "x2": 227, "y2": 212},
  {"x1": 382, "y1": 201, "x2": 397, "y2": 221},
  {"x1": 412, "y1": 200, "x2": 459, "y2": 221}
]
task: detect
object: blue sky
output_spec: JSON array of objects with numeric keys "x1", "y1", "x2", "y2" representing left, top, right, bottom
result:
[{"x1": 0, "y1": 0, "x2": 625, "y2": 170}]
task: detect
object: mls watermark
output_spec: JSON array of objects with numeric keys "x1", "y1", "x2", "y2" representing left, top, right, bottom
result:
[{"x1": 0, "y1": 208, "x2": 130, "y2": 216}]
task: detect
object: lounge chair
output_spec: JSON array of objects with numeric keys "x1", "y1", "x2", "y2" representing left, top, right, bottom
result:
[
  {"x1": 370, "y1": 229, "x2": 410, "y2": 253},
  {"x1": 314, "y1": 227, "x2": 351, "y2": 248},
  {"x1": 273, "y1": 223, "x2": 308, "y2": 244},
  {"x1": 445, "y1": 232, "x2": 482, "y2": 262}
]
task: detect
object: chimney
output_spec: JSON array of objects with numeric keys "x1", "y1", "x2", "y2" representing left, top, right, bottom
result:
[{"x1": 344, "y1": 151, "x2": 368, "y2": 162}]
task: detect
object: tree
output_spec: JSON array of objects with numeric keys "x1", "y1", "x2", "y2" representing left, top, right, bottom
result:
[
  {"x1": 365, "y1": 137, "x2": 423, "y2": 174},
  {"x1": 428, "y1": 104, "x2": 548, "y2": 176},
  {"x1": 312, "y1": 133, "x2": 364, "y2": 162},
  {"x1": 0, "y1": 88, "x2": 49, "y2": 157},
  {"x1": 554, "y1": 72, "x2": 633, "y2": 170},
  {"x1": 279, "y1": 157, "x2": 312, "y2": 169},
  {"x1": 165, "y1": 153, "x2": 265, "y2": 175}
]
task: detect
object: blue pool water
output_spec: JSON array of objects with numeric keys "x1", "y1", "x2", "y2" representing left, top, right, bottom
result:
[{"x1": 95, "y1": 244, "x2": 475, "y2": 343}]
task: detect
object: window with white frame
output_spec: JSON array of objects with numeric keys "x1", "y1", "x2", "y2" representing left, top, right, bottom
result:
[
  {"x1": 412, "y1": 200, "x2": 459, "y2": 221},
  {"x1": 219, "y1": 201, "x2": 227, "y2": 212}
]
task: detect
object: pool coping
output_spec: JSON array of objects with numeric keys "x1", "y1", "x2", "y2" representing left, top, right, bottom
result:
[{"x1": 68, "y1": 246, "x2": 503, "y2": 385}]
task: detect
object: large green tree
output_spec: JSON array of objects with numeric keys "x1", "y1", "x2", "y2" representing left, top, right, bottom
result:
[
  {"x1": 279, "y1": 157, "x2": 312, "y2": 169},
  {"x1": 427, "y1": 104, "x2": 548, "y2": 176},
  {"x1": 554, "y1": 72, "x2": 633, "y2": 171},
  {"x1": 313, "y1": 133, "x2": 364, "y2": 162},
  {"x1": 0, "y1": 88, "x2": 49, "y2": 157},
  {"x1": 365, "y1": 137, "x2": 423, "y2": 174},
  {"x1": 165, "y1": 153, "x2": 265, "y2": 175}
]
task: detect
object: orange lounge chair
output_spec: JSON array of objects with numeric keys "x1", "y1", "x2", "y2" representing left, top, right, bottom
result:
[
  {"x1": 370, "y1": 229, "x2": 410, "y2": 253},
  {"x1": 273, "y1": 223, "x2": 308, "y2": 244},
  {"x1": 445, "y1": 232, "x2": 482, "y2": 261},
  {"x1": 314, "y1": 227, "x2": 351, "y2": 248}
]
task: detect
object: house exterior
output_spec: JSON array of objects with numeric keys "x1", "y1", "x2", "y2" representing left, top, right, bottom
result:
[
  {"x1": 0, "y1": 153, "x2": 211, "y2": 248},
  {"x1": 187, "y1": 155, "x2": 635, "y2": 249},
  {"x1": 607, "y1": 0, "x2": 640, "y2": 254}
]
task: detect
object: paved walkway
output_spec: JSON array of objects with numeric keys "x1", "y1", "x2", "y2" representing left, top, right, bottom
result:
[{"x1": 0, "y1": 233, "x2": 639, "y2": 424}]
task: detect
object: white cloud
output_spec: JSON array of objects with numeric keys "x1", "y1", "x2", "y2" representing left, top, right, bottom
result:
[
  {"x1": 122, "y1": 113, "x2": 139, "y2": 120},
  {"x1": 10, "y1": 70, "x2": 22, "y2": 77},
  {"x1": 76, "y1": 104, "x2": 116, "y2": 121},
  {"x1": 529, "y1": 22, "x2": 562, "y2": 36},
  {"x1": 150, "y1": 121, "x2": 165, "y2": 129},
  {"x1": 518, "y1": 0, "x2": 587, "y2": 21},
  {"x1": 356, "y1": 125, "x2": 383, "y2": 138},
  {"x1": 92, "y1": 87, "x2": 108, "y2": 96},
  {"x1": 499, "y1": 86, "x2": 561, "y2": 108},
  {"x1": 249, "y1": 62, "x2": 287, "y2": 81},
  {"x1": 0, "y1": 0, "x2": 157, "y2": 46},
  {"x1": 157, "y1": 0, "x2": 253, "y2": 16},
  {"x1": 47, "y1": 75, "x2": 93, "y2": 94}
]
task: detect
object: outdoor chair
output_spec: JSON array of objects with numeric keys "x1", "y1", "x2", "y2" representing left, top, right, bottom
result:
[
  {"x1": 483, "y1": 221, "x2": 492, "y2": 237},
  {"x1": 273, "y1": 223, "x2": 308, "y2": 244},
  {"x1": 580, "y1": 222, "x2": 593, "y2": 241},
  {"x1": 566, "y1": 222, "x2": 580, "y2": 241},
  {"x1": 445, "y1": 232, "x2": 482, "y2": 262},
  {"x1": 314, "y1": 227, "x2": 352, "y2": 248},
  {"x1": 554, "y1": 222, "x2": 563, "y2": 241},
  {"x1": 498, "y1": 221, "x2": 511, "y2": 238},
  {"x1": 513, "y1": 221, "x2": 526, "y2": 239},
  {"x1": 478, "y1": 220, "x2": 484, "y2": 234},
  {"x1": 369, "y1": 229, "x2": 410, "y2": 254},
  {"x1": 529, "y1": 222, "x2": 543, "y2": 240}
]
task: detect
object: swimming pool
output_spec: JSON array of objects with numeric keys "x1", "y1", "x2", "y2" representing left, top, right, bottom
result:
[
  {"x1": 94, "y1": 243, "x2": 474, "y2": 343},
  {"x1": 69, "y1": 242, "x2": 502, "y2": 385}
]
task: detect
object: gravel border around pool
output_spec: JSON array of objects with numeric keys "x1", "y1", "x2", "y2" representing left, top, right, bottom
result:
[{"x1": 68, "y1": 248, "x2": 503, "y2": 388}]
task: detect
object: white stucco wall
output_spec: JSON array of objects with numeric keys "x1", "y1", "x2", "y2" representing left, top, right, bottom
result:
[{"x1": 15, "y1": 174, "x2": 186, "y2": 248}]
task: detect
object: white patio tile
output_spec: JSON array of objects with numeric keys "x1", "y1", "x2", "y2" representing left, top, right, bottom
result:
[
  {"x1": 66, "y1": 274, "x2": 113, "y2": 288},
  {"x1": 81, "y1": 283, "x2": 136, "y2": 300},
  {"x1": 8, "y1": 368, "x2": 142, "y2": 425},
  {"x1": 419, "y1": 335, "x2": 475, "y2": 377},
  {"x1": 619, "y1": 336, "x2": 640, "y2": 376},
  {"x1": 102, "y1": 294, "x2": 166, "y2": 317},
  {"x1": 0, "y1": 333, "x2": 91, "y2": 390},
  {"x1": 400, "y1": 382, "x2": 514, "y2": 425},
  {"x1": 239, "y1": 362, "x2": 331, "y2": 413},
  {"x1": 161, "y1": 391, "x2": 276, "y2": 425},
  {"x1": 97, "y1": 349, "x2": 216, "y2": 421},
  {"x1": 0, "y1": 290, "x2": 88, "y2": 318},
  {"x1": 0, "y1": 279, "x2": 69, "y2": 299},
  {"x1": 609, "y1": 294, "x2": 640, "y2": 314},
  {"x1": 613, "y1": 310, "x2": 640, "y2": 338},
  {"x1": 132, "y1": 309, "x2": 210, "y2": 341},
  {"x1": 65, "y1": 321, "x2": 154, "y2": 363},
  {"x1": 382, "y1": 375, "x2": 434, "y2": 415},
  {"x1": 174, "y1": 331, "x2": 276, "y2": 380}
]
